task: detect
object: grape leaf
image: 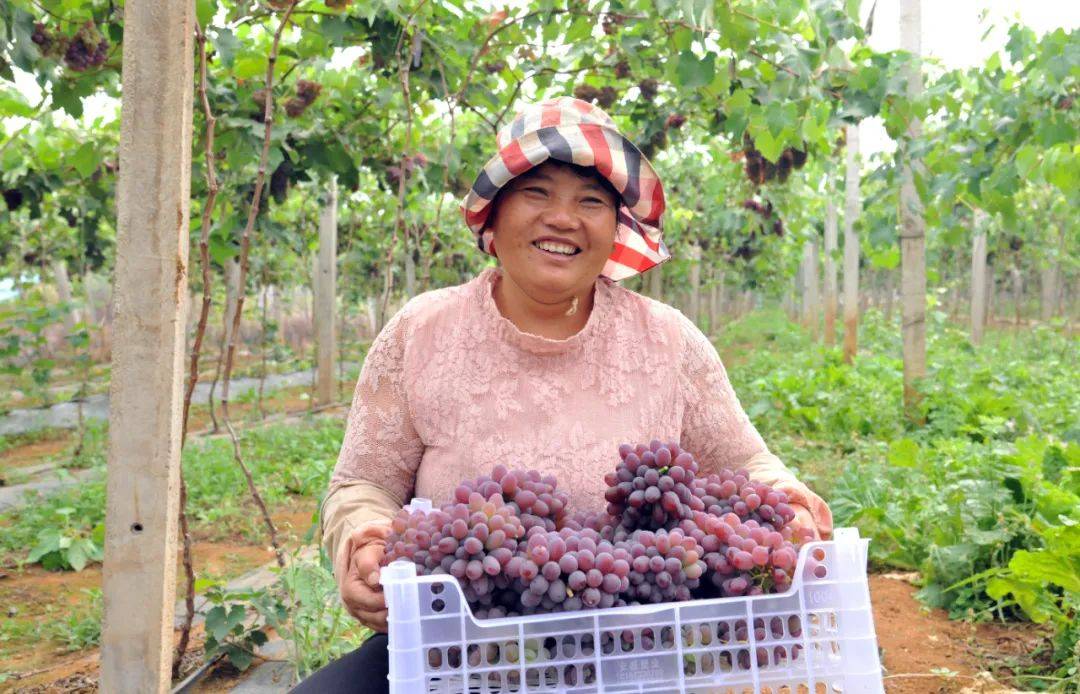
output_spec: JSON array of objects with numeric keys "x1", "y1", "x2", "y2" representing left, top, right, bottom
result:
[
  {"x1": 71, "y1": 142, "x2": 98, "y2": 178},
  {"x1": 753, "y1": 129, "x2": 784, "y2": 163},
  {"x1": 676, "y1": 50, "x2": 715, "y2": 89}
]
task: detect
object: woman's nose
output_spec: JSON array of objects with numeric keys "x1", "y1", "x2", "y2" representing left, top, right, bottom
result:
[{"x1": 539, "y1": 198, "x2": 581, "y2": 230}]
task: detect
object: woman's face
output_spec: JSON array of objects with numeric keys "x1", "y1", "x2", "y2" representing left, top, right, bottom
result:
[{"x1": 487, "y1": 161, "x2": 619, "y2": 302}]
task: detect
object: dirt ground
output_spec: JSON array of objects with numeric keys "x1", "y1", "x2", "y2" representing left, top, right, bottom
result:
[
  {"x1": 871, "y1": 574, "x2": 1043, "y2": 693},
  {"x1": 0, "y1": 541, "x2": 272, "y2": 673},
  {"x1": 0, "y1": 492, "x2": 318, "y2": 690},
  {"x1": 0, "y1": 435, "x2": 73, "y2": 476}
]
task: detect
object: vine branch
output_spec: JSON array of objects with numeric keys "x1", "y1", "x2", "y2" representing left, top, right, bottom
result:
[
  {"x1": 173, "y1": 19, "x2": 221, "y2": 678},
  {"x1": 220, "y1": 0, "x2": 300, "y2": 571}
]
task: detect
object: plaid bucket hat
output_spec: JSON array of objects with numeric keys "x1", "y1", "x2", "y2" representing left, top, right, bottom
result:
[{"x1": 461, "y1": 97, "x2": 672, "y2": 282}]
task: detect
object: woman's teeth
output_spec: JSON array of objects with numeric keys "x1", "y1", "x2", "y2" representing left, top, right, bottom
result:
[{"x1": 534, "y1": 240, "x2": 579, "y2": 255}]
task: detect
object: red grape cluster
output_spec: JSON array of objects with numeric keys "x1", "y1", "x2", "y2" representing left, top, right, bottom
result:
[
  {"x1": 383, "y1": 443, "x2": 812, "y2": 618},
  {"x1": 685, "y1": 510, "x2": 802, "y2": 596},
  {"x1": 384, "y1": 488, "x2": 525, "y2": 605},
  {"x1": 602, "y1": 443, "x2": 809, "y2": 599},
  {"x1": 455, "y1": 465, "x2": 569, "y2": 532},
  {"x1": 677, "y1": 470, "x2": 809, "y2": 598},
  {"x1": 604, "y1": 441, "x2": 702, "y2": 530},
  {"x1": 688, "y1": 468, "x2": 798, "y2": 526},
  {"x1": 63, "y1": 22, "x2": 109, "y2": 72},
  {"x1": 505, "y1": 527, "x2": 629, "y2": 614},
  {"x1": 614, "y1": 527, "x2": 705, "y2": 603}
]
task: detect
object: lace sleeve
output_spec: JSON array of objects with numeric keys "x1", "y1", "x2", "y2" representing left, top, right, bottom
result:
[
  {"x1": 677, "y1": 313, "x2": 770, "y2": 472},
  {"x1": 329, "y1": 305, "x2": 425, "y2": 505},
  {"x1": 677, "y1": 314, "x2": 833, "y2": 536}
]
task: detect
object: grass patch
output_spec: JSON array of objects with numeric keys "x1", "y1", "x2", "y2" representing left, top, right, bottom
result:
[{"x1": 0, "y1": 415, "x2": 344, "y2": 567}]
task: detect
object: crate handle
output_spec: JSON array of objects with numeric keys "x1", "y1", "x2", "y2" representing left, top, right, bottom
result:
[{"x1": 382, "y1": 560, "x2": 425, "y2": 693}]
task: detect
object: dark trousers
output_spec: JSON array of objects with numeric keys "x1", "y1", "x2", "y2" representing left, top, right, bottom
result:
[{"x1": 290, "y1": 633, "x2": 389, "y2": 694}]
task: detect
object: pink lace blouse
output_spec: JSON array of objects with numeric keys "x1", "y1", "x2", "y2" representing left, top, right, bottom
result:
[{"x1": 323, "y1": 267, "x2": 830, "y2": 563}]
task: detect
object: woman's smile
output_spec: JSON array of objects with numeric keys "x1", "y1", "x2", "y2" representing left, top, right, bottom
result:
[{"x1": 531, "y1": 237, "x2": 584, "y2": 263}]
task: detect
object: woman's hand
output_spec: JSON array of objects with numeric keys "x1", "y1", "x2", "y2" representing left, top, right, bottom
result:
[
  {"x1": 789, "y1": 503, "x2": 829, "y2": 541},
  {"x1": 338, "y1": 523, "x2": 392, "y2": 632}
]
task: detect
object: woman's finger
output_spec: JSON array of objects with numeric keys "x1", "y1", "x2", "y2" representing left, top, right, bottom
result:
[
  {"x1": 344, "y1": 583, "x2": 387, "y2": 611},
  {"x1": 344, "y1": 593, "x2": 387, "y2": 628},
  {"x1": 790, "y1": 504, "x2": 820, "y2": 541},
  {"x1": 348, "y1": 606, "x2": 388, "y2": 632},
  {"x1": 352, "y1": 543, "x2": 386, "y2": 585},
  {"x1": 335, "y1": 521, "x2": 392, "y2": 583}
]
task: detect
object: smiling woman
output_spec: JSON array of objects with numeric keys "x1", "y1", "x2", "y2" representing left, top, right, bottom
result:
[{"x1": 298, "y1": 97, "x2": 832, "y2": 694}]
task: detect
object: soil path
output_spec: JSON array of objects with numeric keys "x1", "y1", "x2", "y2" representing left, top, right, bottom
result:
[{"x1": 871, "y1": 574, "x2": 1038, "y2": 693}]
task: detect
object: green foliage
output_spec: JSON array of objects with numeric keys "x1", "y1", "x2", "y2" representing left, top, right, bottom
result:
[
  {"x1": 276, "y1": 549, "x2": 371, "y2": 679},
  {"x1": 181, "y1": 417, "x2": 342, "y2": 539},
  {"x1": 0, "y1": 298, "x2": 67, "y2": 405},
  {"x1": 201, "y1": 583, "x2": 281, "y2": 672},
  {"x1": 720, "y1": 310, "x2": 1078, "y2": 687},
  {"x1": 1, "y1": 474, "x2": 107, "y2": 571},
  {"x1": 49, "y1": 588, "x2": 103, "y2": 651},
  {"x1": 982, "y1": 440, "x2": 1080, "y2": 688},
  {"x1": 0, "y1": 587, "x2": 101, "y2": 665},
  {"x1": 65, "y1": 418, "x2": 106, "y2": 469},
  {"x1": 1, "y1": 0, "x2": 917, "y2": 298},
  {"x1": 25, "y1": 507, "x2": 104, "y2": 571},
  {"x1": 198, "y1": 546, "x2": 369, "y2": 680},
  {"x1": 985, "y1": 524, "x2": 1079, "y2": 689}
]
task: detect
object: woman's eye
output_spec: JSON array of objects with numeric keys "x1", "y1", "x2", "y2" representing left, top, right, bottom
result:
[
  {"x1": 523, "y1": 186, "x2": 548, "y2": 195},
  {"x1": 581, "y1": 197, "x2": 606, "y2": 205}
]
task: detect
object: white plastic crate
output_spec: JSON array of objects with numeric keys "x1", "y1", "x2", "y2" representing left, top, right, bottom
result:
[{"x1": 382, "y1": 500, "x2": 883, "y2": 694}]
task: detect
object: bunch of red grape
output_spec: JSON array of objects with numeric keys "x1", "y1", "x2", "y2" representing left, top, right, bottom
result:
[
  {"x1": 614, "y1": 527, "x2": 705, "y2": 603},
  {"x1": 382, "y1": 442, "x2": 812, "y2": 618},
  {"x1": 605, "y1": 443, "x2": 810, "y2": 600},
  {"x1": 684, "y1": 510, "x2": 802, "y2": 597},
  {"x1": 505, "y1": 527, "x2": 630, "y2": 615},
  {"x1": 455, "y1": 466, "x2": 569, "y2": 532},
  {"x1": 385, "y1": 486, "x2": 525, "y2": 606},
  {"x1": 677, "y1": 468, "x2": 809, "y2": 597},
  {"x1": 604, "y1": 441, "x2": 703, "y2": 530},
  {"x1": 63, "y1": 22, "x2": 109, "y2": 72}
]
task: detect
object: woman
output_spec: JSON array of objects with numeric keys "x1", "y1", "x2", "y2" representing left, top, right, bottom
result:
[{"x1": 295, "y1": 97, "x2": 832, "y2": 693}]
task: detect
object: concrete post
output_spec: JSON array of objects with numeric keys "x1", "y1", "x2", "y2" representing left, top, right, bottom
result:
[
  {"x1": 842, "y1": 123, "x2": 861, "y2": 364},
  {"x1": 315, "y1": 177, "x2": 338, "y2": 404},
  {"x1": 824, "y1": 198, "x2": 838, "y2": 346},
  {"x1": 899, "y1": 0, "x2": 927, "y2": 416},
  {"x1": 100, "y1": 0, "x2": 193, "y2": 690},
  {"x1": 970, "y1": 213, "x2": 988, "y2": 345}
]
